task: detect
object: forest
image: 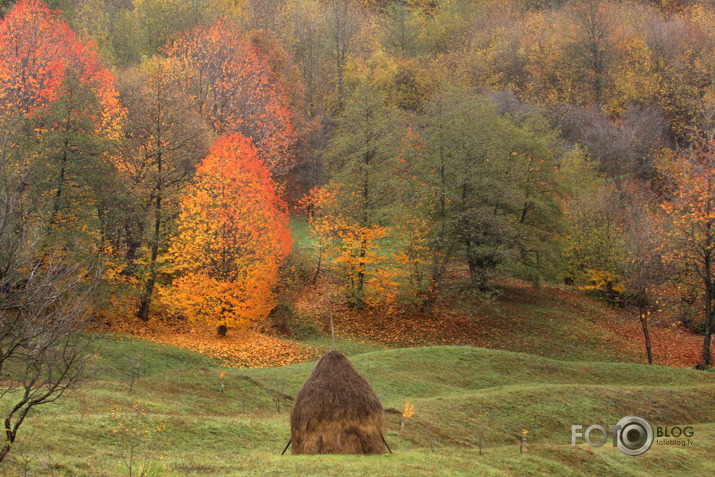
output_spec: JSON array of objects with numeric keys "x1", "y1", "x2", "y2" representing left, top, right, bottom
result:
[
  {"x1": 2, "y1": 0, "x2": 715, "y2": 380},
  {"x1": 3, "y1": 0, "x2": 715, "y2": 473},
  {"x1": 0, "y1": 0, "x2": 715, "y2": 356}
]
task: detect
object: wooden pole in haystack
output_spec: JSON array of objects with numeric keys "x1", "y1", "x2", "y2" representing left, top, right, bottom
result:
[{"x1": 330, "y1": 309, "x2": 335, "y2": 349}]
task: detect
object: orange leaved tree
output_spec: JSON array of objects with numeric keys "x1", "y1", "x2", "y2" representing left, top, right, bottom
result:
[
  {"x1": 0, "y1": 0, "x2": 124, "y2": 255},
  {"x1": 164, "y1": 134, "x2": 291, "y2": 336},
  {"x1": 659, "y1": 126, "x2": 715, "y2": 367}
]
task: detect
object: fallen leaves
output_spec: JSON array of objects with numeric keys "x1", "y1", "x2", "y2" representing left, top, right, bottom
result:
[
  {"x1": 105, "y1": 315, "x2": 319, "y2": 368},
  {"x1": 143, "y1": 330, "x2": 320, "y2": 368},
  {"x1": 294, "y1": 274, "x2": 710, "y2": 368},
  {"x1": 105, "y1": 272, "x2": 710, "y2": 369},
  {"x1": 601, "y1": 318, "x2": 707, "y2": 368}
]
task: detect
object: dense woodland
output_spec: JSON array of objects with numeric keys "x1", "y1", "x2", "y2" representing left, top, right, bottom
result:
[{"x1": 1, "y1": 0, "x2": 715, "y2": 369}]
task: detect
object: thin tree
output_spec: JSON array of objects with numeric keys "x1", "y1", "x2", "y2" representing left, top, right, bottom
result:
[
  {"x1": 621, "y1": 199, "x2": 673, "y2": 364},
  {"x1": 117, "y1": 57, "x2": 210, "y2": 322}
]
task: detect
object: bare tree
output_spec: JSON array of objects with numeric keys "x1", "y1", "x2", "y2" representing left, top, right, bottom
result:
[
  {"x1": 0, "y1": 256, "x2": 99, "y2": 462},
  {"x1": 621, "y1": 196, "x2": 673, "y2": 364},
  {"x1": 0, "y1": 129, "x2": 99, "y2": 461}
]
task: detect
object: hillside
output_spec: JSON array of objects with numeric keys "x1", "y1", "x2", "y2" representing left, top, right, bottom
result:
[
  {"x1": 286, "y1": 216, "x2": 710, "y2": 369},
  {"x1": 3, "y1": 342, "x2": 713, "y2": 476},
  {"x1": 119, "y1": 270, "x2": 711, "y2": 371}
]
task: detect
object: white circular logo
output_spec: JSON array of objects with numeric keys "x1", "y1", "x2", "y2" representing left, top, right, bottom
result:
[{"x1": 616, "y1": 416, "x2": 653, "y2": 456}]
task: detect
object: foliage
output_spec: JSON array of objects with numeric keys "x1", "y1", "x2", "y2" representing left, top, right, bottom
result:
[
  {"x1": 0, "y1": 0, "x2": 124, "y2": 273},
  {"x1": 418, "y1": 84, "x2": 564, "y2": 292},
  {"x1": 163, "y1": 134, "x2": 291, "y2": 335},
  {"x1": 114, "y1": 56, "x2": 211, "y2": 322},
  {"x1": 0, "y1": 0, "x2": 122, "y2": 125},
  {"x1": 306, "y1": 82, "x2": 409, "y2": 307},
  {"x1": 165, "y1": 19, "x2": 297, "y2": 177},
  {"x1": 658, "y1": 113, "x2": 715, "y2": 366}
]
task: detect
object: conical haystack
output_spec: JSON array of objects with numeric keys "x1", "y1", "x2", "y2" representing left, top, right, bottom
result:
[{"x1": 290, "y1": 350, "x2": 386, "y2": 454}]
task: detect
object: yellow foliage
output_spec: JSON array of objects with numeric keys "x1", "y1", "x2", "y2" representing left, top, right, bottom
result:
[
  {"x1": 579, "y1": 269, "x2": 626, "y2": 295},
  {"x1": 402, "y1": 401, "x2": 415, "y2": 419}
]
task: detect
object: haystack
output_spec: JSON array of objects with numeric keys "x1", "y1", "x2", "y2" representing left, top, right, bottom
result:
[{"x1": 290, "y1": 350, "x2": 386, "y2": 455}]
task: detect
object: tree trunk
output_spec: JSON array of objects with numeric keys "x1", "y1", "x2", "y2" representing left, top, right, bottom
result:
[
  {"x1": 137, "y1": 116, "x2": 164, "y2": 321},
  {"x1": 703, "y1": 254, "x2": 713, "y2": 367},
  {"x1": 49, "y1": 140, "x2": 70, "y2": 228},
  {"x1": 355, "y1": 237, "x2": 367, "y2": 308},
  {"x1": 217, "y1": 325, "x2": 227, "y2": 337},
  {"x1": 0, "y1": 418, "x2": 15, "y2": 462},
  {"x1": 639, "y1": 308, "x2": 653, "y2": 365},
  {"x1": 703, "y1": 328, "x2": 713, "y2": 367},
  {"x1": 137, "y1": 200, "x2": 161, "y2": 322},
  {"x1": 312, "y1": 249, "x2": 322, "y2": 285},
  {"x1": 0, "y1": 438, "x2": 11, "y2": 462}
]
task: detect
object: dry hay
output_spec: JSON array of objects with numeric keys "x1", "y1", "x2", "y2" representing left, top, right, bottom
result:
[{"x1": 290, "y1": 350, "x2": 386, "y2": 455}]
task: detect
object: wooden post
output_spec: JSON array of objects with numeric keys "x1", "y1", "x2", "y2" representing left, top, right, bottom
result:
[{"x1": 330, "y1": 309, "x2": 335, "y2": 349}]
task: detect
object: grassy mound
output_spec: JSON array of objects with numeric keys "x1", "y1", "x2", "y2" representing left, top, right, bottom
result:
[{"x1": 2, "y1": 339, "x2": 712, "y2": 475}]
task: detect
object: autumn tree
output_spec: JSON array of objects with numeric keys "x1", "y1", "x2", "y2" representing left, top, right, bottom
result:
[
  {"x1": 165, "y1": 19, "x2": 297, "y2": 178},
  {"x1": 33, "y1": 71, "x2": 117, "y2": 246},
  {"x1": 620, "y1": 190, "x2": 673, "y2": 364},
  {"x1": 658, "y1": 106, "x2": 715, "y2": 367},
  {"x1": 164, "y1": 134, "x2": 291, "y2": 336},
  {"x1": 560, "y1": 149, "x2": 628, "y2": 302},
  {"x1": 310, "y1": 82, "x2": 407, "y2": 307},
  {"x1": 562, "y1": 0, "x2": 616, "y2": 106},
  {"x1": 0, "y1": 3, "x2": 109, "y2": 453},
  {"x1": 326, "y1": 0, "x2": 365, "y2": 112},
  {"x1": 381, "y1": 1, "x2": 421, "y2": 55},
  {"x1": 280, "y1": 0, "x2": 330, "y2": 119},
  {"x1": 0, "y1": 0, "x2": 123, "y2": 259},
  {"x1": 116, "y1": 57, "x2": 212, "y2": 321},
  {"x1": 0, "y1": 0, "x2": 122, "y2": 124}
]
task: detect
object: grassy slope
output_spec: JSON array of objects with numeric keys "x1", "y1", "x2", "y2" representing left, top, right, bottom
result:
[
  {"x1": 4, "y1": 339, "x2": 713, "y2": 476},
  {"x1": 289, "y1": 217, "x2": 708, "y2": 368}
]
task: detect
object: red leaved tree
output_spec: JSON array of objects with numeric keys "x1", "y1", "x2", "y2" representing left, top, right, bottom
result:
[
  {"x1": 164, "y1": 19, "x2": 297, "y2": 177},
  {"x1": 0, "y1": 0, "x2": 122, "y2": 130},
  {"x1": 163, "y1": 134, "x2": 291, "y2": 336},
  {"x1": 0, "y1": 0, "x2": 124, "y2": 240}
]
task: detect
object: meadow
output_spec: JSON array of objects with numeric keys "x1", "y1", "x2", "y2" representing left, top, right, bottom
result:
[{"x1": 2, "y1": 337, "x2": 713, "y2": 476}]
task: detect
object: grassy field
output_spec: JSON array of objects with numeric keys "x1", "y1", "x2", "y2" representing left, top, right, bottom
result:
[
  {"x1": 3, "y1": 338, "x2": 713, "y2": 476},
  {"x1": 1, "y1": 219, "x2": 710, "y2": 475}
]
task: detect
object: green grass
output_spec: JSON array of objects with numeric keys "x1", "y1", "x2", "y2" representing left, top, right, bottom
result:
[
  {"x1": 289, "y1": 216, "x2": 316, "y2": 252},
  {"x1": 3, "y1": 339, "x2": 713, "y2": 476}
]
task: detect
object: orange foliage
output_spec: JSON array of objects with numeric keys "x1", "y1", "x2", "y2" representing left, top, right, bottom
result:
[
  {"x1": 162, "y1": 134, "x2": 291, "y2": 334},
  {"x1": 107, "y1": 315, "x2": 318, "y2": 368},
  {"x1": 164, "y1": 19, "x2": 296, "y2": 177},
  {"x1": 147, "y1": 331, "x2": 319, "y2": 368},
  {"x1": 0, "y1": 0, "x2": 123, "y2": 134}
]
